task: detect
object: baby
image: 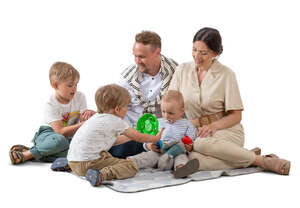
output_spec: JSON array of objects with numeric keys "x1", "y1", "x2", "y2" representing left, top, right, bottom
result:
[{"x1": 129, "y1": 90, "x2": 199, "y2": 178}]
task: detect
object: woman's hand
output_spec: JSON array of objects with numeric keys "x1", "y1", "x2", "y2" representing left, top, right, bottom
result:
[{"x1": 197, "y1": 123, "x2": 217, "y2": 138}]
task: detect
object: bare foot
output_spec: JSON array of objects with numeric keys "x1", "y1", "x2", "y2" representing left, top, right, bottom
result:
[{"x1": 175, "y1": 164, "x2": 184, "y2": 170}]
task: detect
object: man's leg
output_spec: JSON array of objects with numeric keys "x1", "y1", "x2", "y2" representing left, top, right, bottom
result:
[{"x1": 109, "y1": 140, "x2": 144, "y2": 158}]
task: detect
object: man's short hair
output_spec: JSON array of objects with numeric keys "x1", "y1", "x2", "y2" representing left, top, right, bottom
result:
[
  {"x1": 49, "y1": 62, "x2": 80, "y2": 84},
  {"x1": 135, "y1": 30, "x2": 161, "y2": 50},
  {"x1": 162, "y1": 90, "x2": 184, "y2": 108},
  {"x1": 95, "y1": 84, "x2": 131, "y2": 113}
]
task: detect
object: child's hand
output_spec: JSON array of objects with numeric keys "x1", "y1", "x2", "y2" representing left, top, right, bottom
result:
[
  {"x1": 146, "y1": 143, "x2": 160, "y2": 153},
  {"x1": 80, "y1": 110, "x2": 96, "y2": 122},
  {"x1": 184, "y1": 143, "x2": 193, "y2": 152},
  {"x1": 153, "y1": 127, "x2": 165, "y2": 143}
]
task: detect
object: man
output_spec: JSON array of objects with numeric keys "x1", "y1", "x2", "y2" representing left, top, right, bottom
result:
[{"x1": 109, "y1": 31, "x2": 178, "y2": 158}]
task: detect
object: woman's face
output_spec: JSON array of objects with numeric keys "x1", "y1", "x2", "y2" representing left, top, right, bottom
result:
[{"x1": 192, "y1": 41, "x2": 217, "y2": 70}]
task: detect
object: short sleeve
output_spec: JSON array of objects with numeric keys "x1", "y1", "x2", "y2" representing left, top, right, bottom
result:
[
  {"x1": 44, "y1": 103, "x2": 61, "y2": 124},
  {"x1": 224, "y1": 71, "x2": 244, "y2": 111},
  {"x1": 114, "y1": 118, "x2": 130, "y2": 136}
]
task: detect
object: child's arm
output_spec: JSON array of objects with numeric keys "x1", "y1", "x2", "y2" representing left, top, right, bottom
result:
[
  {"x1": 50, "y1": 120, "x2": 84, "y2": 138},
  {"x1": 113, "y1": 135, "x2": 131, "y2": 146},
  {"x1": 122, "y1": 127, "x2": 165, "y2": 143},
  {"x1": 80, "y1": 109, "x2": 96, "y2": 122}
]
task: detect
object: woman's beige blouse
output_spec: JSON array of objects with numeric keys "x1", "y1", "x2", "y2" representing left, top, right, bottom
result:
[{"x1": 168, "y1": 60, "x2": 244, "y2": 134}]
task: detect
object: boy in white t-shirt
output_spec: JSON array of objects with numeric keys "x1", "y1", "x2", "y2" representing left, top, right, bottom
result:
[
  {"x1": 9, "y1": 62, "x2": 95, "y2": 164},
  {"x1": 67, "y1": 84, "x2": 164, "y2": 187}
]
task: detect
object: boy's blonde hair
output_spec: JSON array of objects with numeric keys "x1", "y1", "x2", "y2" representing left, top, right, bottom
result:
[
  {"x1": 95, "y1": 84, "x2": 130, "y2": 113},
  {"x1": 49, "y1": 62, "x2": 80, "y2": 84},
  {"x1": 162, "y1": 90, "x2": 184, "y2": 108}
]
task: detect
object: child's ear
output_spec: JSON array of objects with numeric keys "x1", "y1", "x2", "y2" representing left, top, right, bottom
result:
[
  {"x1": 114, "y1": 106, "x2": 120, "y2": 113},
  {"x1": 180, "y1": 107, "x2": 185, "y2": 115},
  {"x1": 51, "y1": 81, "x2": 58, "y2": 89}
]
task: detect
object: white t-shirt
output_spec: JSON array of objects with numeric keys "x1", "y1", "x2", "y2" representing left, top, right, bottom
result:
[
  {"x1": 44, "y1": 91, "x2": 87, "y2": 127},
  {"x1": 67, "y1": 113, "x2": 130, "y2": 162}
]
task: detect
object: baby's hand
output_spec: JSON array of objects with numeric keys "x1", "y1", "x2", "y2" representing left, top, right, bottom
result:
[{"x1": 184, "y1": 143, "x2": 193, "y2": 152}]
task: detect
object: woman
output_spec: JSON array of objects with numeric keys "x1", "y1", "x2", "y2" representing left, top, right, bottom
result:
[{"x1": 168, "y1": 27, "x2": 290, "y2": 175}]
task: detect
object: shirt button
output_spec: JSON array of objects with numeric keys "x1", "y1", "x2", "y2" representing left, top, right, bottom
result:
[{"x1": 150, "y1": 90, "x2": 152, "y2": 92}]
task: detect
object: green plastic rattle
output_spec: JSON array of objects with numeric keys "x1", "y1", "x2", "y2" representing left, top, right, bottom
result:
[{"x1": 136, "y1": 113, "x2": 159, "y2": 135}]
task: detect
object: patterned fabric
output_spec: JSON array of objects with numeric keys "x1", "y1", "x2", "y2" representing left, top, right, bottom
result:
[{"x1": 121, "y1": 55, "x2": 178, "y2": 114}]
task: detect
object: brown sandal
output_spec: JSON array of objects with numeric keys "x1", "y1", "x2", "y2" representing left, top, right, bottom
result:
[
  {"x1": 261, "y1": 155, "x2": 290, "y2": 175},
  {"x1": 10, "y1": 144, "x2": 29, "y2": 152},
  {"x1": 251, "y1": 147, "x2": 261, "y2": 155},
  {"x1": 264, "y1": 153, "x2": 278, "y2": 158},
  {"x1": 9, "y1": 150, "x2": 26, "y2": 165}
]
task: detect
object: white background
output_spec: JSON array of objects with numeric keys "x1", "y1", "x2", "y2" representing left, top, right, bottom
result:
[{"x1": 0, "y1": 0, "x2": 299, "y2": 207}]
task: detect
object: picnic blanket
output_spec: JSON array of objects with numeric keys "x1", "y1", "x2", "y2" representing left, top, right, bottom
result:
[{"x1": 103, "y1": 167, "x2": 262, "y2": 193}]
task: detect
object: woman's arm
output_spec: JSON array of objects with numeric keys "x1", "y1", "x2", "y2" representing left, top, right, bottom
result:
[{"x1": 197, "y1": 110, "x2": 242, "y2": 138}]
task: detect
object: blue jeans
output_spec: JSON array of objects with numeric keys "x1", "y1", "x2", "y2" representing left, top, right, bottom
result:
[
  {"x1": 109, "y1": 141, "x2": 145, "y2": 159},
  {"x1": 30, "y1": 126, "x2": 70, "y2": 162}
]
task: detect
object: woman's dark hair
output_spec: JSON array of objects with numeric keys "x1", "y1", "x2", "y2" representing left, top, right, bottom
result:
[{"x1": 193, "y1": 27, "x2": 223, "y2": 55}]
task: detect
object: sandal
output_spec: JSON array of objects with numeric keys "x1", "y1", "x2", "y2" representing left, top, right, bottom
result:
[
  {"x1": 9, "y1": 150, "x2": 25, "y2": 165},
  {"x1": 251, "y1": 147, "x2": 261, "y2": 155},
  {"x1": 264, "y1": 153, "x2": 278, "y2": 158},
  {"x1": 261, "y1": 155, "x2": 290, "y2": 175},
  {"x1": 51, "y1": 158, "x2": 71, "y2": 172},
  {"x1": 10, "y1": 144, "x2": 29, "y2": 152},
  {"x1": 85, "y1": 169, "x2": 103, "y2": 187},
  {"x1": 173, "y1": 159, "x2": 199, "y2": 178}
]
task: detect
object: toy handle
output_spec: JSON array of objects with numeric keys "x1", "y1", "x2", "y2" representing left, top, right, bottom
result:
[{"x1": 181, "y1": 135, "x2": 193, "y2": 145}]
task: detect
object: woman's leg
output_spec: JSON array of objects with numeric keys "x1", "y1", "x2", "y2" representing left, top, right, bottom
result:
[{"x1": 193, "y1": 137, "x2": 256, "y2": 168}]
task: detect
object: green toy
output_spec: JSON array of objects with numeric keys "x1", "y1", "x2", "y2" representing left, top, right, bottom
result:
[{"x1": 136, "y1": 113, "x2": 159, "y2": 135}]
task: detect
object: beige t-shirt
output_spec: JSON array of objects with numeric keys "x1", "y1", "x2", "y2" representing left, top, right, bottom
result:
[{"x1": 168, "y1": 60, "x2": 243, "y2": 122}]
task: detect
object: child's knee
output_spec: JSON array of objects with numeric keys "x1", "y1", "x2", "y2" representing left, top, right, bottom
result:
[{"x1": 52, "y1": 134, "x2": 69, "y2": 150}]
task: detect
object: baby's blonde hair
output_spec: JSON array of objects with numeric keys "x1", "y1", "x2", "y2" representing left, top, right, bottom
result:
[
  {"x1": 162, "y1": 90, "x2": 184, "y2": 108},
  {"x1": 95, "y1": 84, "x2": 130, "y2": 113},
  {"x1": 49, "y1": 62, "x2": 80, "y2": 84}
]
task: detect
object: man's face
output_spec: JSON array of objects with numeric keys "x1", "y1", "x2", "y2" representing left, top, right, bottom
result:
[{"x1": 132, "y1": 42, "x2": 161, "y2": 75}]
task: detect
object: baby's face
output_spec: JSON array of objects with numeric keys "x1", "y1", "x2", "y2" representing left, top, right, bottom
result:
[{"x1": 161, "y1": 100, "x2": 184, "y2": 123}]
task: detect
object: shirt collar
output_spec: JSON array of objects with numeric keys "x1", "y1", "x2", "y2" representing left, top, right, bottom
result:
[{"x1": 209, "y1": 59, "x2": 222, "y2": 77}]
